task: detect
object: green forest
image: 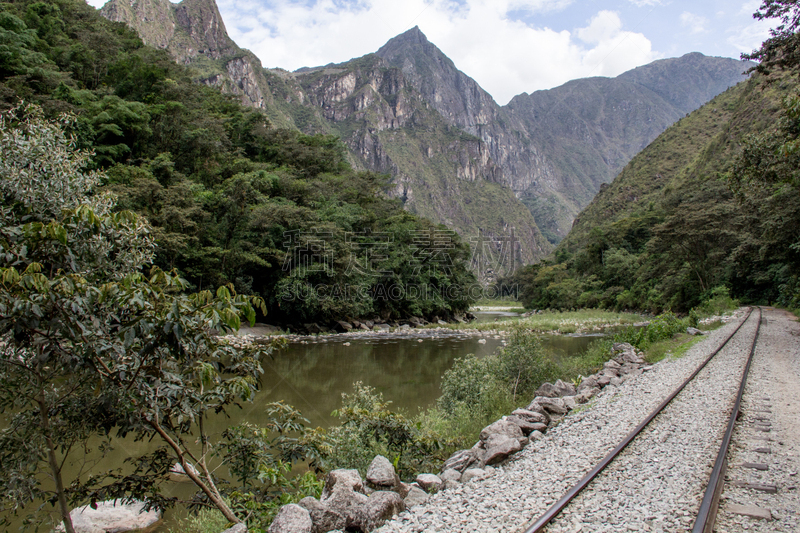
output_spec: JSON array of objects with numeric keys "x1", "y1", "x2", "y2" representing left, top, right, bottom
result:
[{"x1": 0, "y1": 0, "x2": 477, "y2": 327}]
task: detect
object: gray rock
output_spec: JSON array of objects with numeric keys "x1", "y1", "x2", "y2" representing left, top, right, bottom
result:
[
  {"x1": 322, "y1": 487, "x2": 368, "y2": 530},
  {"x1": 363, "y1": 491, "x2": 405, "y2": 531},
  {"x1": 597, "y1": 374, "x2": 612, "y2": 387},
  {"x1": 335, "y1": 320, "x2": 353, "y2": 332},
  {"x1": 577, "y1": 375, "x2": 599, "y2": 393},
  {"x1": 528, "y1": 430, "x2": 545, "y2": 442},
  {"x1": 534, "y1": 382, "x2": 561, "y2": 398},
  {"x1": 440, "y1": 468, "x2": 462, "y2": 483},
  {"x1": 268, "y1": 504, "x2": 312, "y2": 533},
  {"x1": 528, "y1": 397, "x2": 568, "y2": 415},
  {"x1": 403, "y1": 485, "x2": 429, "y2": 507},
  {"x1": 686, "y1": 327, "x2": 705, "y2": 336},
  {"x1": 479, "y1": 419, "x2": 524, "y2": 443},
  {"x1": 483, "y1": 434, "x2": 522, "y2": 464},
  {"x1": 321, "y1": 469, "x2": 365, "y2": 500},
  {"x1": 619, "y1": 363, "x2": 642, "y2": 375},
  {"x1": 575, "y1": 387, "x2": 600, "y2": 403},
  {"x1": 304, "y1": 323, "x2": 324, "y2": 334},
  {"x1": 442, "y1": 448, "x2": 479, "y2": 473},
  {"x1": 461, "y1": 467, "x2": 492, "y2": 483},
  {"x1": 562, "y1": 396, "x2": 577, "y2": 411},
  {"x1": 221, "y1": 524, "x2": 247, "y2": 533},
  {"x1": 511, "y1": 408, "x2": 550, "y2": 425},
  {"x1": 415, "y1": 473, "x2": 443, "y2": 494},
  {"x1": 553, "y1": 379, "x2": 577, "y2": 396},
  {"x1": 55, "y1": 499, "x2": 161, "y2": 533},
  {"x1": 366, "y1": 455, "x2": 400, "y2": 490},
  {"x1": 504, "y1": 415, "x2": 547, "y2": 435},
  {"x1": 298, "y1": 497, "x2": 346, "y2": 533},
  {"x1": 622, "y1": 351, "x2": 646, "y2": 364}
]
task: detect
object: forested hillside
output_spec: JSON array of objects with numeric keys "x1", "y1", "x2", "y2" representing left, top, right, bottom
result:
[
  {"x1": 509, "y1": 66, "x2": 800, "y2": 312},
  {"x1": 0, "y1": 0, "x2": 477, "y2": 326}
]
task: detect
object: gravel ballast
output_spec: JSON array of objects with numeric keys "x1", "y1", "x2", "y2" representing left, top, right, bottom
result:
[
  {"x1": 714, "y1": 307, "x2": 800, "y2": 533},
  {"x1": 376, "y1": 310, "x2": 757, "y2": 533}
]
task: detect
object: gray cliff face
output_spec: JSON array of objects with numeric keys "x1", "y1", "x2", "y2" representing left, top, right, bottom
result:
[
  {"x1": 101, "y1": 0, "x2": 269, "y2": 111},
  {"x1": 375, "y1": 27, "x2": 552, "y2": 195},
  {"x1": 100, "y1": 0, "x2": 175, "y2": 50}
]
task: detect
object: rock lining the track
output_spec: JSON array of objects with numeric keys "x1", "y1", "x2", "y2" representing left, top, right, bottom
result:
[{"x1": 375, "y1": 310, "x2": 752, "y2": 533}]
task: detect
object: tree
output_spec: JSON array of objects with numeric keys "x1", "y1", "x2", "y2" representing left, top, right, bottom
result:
[
  {"x1": 743, "y1": 0, "x2": 800, "y2": 75},
  {"x1": 0, "y1": 105, "x2": 277, "y2": 531}
]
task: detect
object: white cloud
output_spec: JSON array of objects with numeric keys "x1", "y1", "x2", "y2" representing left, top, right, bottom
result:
[
  {"x1": 216, "y1": 0, "x2": 658, "y2": 104},
  {"x1": 626, "y1": 0, "x2": 663, "y2": 6},
  {"x1": 507, "y1": 0, "x2": 575, "y2": 14},
  {"x1": 727, "y1": 17, "x2": 773, "y2": 54},
  {"x1": 680, "y1": 12, "x2": 708, "y2": 34}
]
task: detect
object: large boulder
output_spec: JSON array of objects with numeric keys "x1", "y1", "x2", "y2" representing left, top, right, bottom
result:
[
  {"x1": 461, "y1": 466, "x2": 494, "y2": 483},
  {"x1": 415, "y1": 473, "x2": 443, "y2": 494},
  {"x1": 440, "y1": 468, "x2": 462, "y2": 483},
  {"x1": 321, "y1": 469, "x2": 365, "y2": 500},
  {"x1": 479, "y1": 419, "x2": 524, "y2": 443},
  {"x1": 576, "y1": 375, "x2": 599, "y2": 393},
  {"x1": 479, "y1": 420, "x2": 525, "y2": 465},
  {"x1": 322, "y1": 487, "x2": 368, "y2": 531},
  {"x1": 511, "y1": 408, "x2": 550, "y2": 425},
  {"x1": 268, "y1": 504, "x2": 312, "y2": 533},
  {"x1": 403, "y1": 485, "x2": 429, "y2": 507},
  {"x1": 533, "y1": 382, "x2": 561, "y2": 398},
  {"x1": 528, "y1": 397, "x2": 568, "y2": 416},
  {"x1": 298, "y1": 497, "x2": 347, "y2": 533},
  {"x1": 362, "y1": 491, "x2": 405, "y2": 531},
  {"x1": 334, "y1": 320, "x2": 354, "y2": 332},
  {"x1": 553, "y1": 379, "x2": 577, "y2": 396},
  {"x1": 366, "y1": 455, "x2": 400, "y2": 491},
  {"x1": 504, "y1": 415, "x2": 547, "y2": 436},
  {"x1": 55, "y1": 499, "x2": 161, "y2": 533},
  {"x1": 442, "y1": 448, "x2": 479, "y2": 473},
  {"x1": 575, "y1": 387, "x2": 600, "y2": 403}
]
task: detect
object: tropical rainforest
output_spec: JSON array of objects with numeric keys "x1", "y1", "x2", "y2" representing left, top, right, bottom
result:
[
  {"x1": 507, "y1": 0, "x2": 800, "y2": 314},
  {"x1": 0, "y1": 0, "x2": 477, "y2": 327}
]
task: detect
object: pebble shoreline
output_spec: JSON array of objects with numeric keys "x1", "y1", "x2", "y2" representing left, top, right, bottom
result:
[{"x1": 374, "y1": 310, "x2": 752, "y2": 533}]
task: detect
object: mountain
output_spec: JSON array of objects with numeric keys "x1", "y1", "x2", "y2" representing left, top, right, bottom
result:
[
  {"x1": 507, "y1": 53, "x2": 753, "y2": 242},
  {"x1": 511, "y1": 72, "x2": 798, "y2": 312},
  {"x1": 100, "y1": 0, "x2": 752, "y2": 273}
]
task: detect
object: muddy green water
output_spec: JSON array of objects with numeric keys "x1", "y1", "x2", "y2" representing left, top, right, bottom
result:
[{"x1": 24, "y1": 331, "x2": 601, "y2": 530}]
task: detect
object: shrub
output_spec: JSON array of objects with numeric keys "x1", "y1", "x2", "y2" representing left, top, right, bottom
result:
[
  {"x1": 698, "y1": 286, "x2": 739, "y2": 316},
  {"x1": 495, "y1": 325, "x2": 559, "y2": 401},
  {"x1": 327, "y1": 382, "x2": 444, "y2": 478}
]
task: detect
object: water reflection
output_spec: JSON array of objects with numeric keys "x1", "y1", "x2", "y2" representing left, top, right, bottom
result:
[{"x1": 255, "y1": 335, "x2": 504, "y2": 428}]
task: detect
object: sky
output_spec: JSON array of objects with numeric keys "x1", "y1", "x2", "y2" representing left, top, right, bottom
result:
[{"x1": 85, "y1": 0, "x2": 775, "y2": 105}]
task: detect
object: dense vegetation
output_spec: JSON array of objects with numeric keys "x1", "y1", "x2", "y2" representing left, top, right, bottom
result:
[
  {"x1": 0, "y1": 0, "x2": 476, "y2": 326},
  {"x1": 506, "y1": 0, "x2": 800, "y2": 313}
]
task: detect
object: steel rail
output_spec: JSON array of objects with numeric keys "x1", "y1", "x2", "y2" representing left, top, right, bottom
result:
[
  {"x1": 520, "y1": 307, "x2": 757, "y2": 533},
  {"x1": 693, "y1": 306, "x2": 762, "y2": 533}
]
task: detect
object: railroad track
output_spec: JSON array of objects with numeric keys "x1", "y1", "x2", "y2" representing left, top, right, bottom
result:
[{"x1": 520, "y1": 307, "x2": 763, "y2": 533}]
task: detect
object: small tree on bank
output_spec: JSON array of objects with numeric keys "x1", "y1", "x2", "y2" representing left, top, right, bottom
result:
[{"x1": 0, "y1": 105, "x2": 279, "y2": 531}]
